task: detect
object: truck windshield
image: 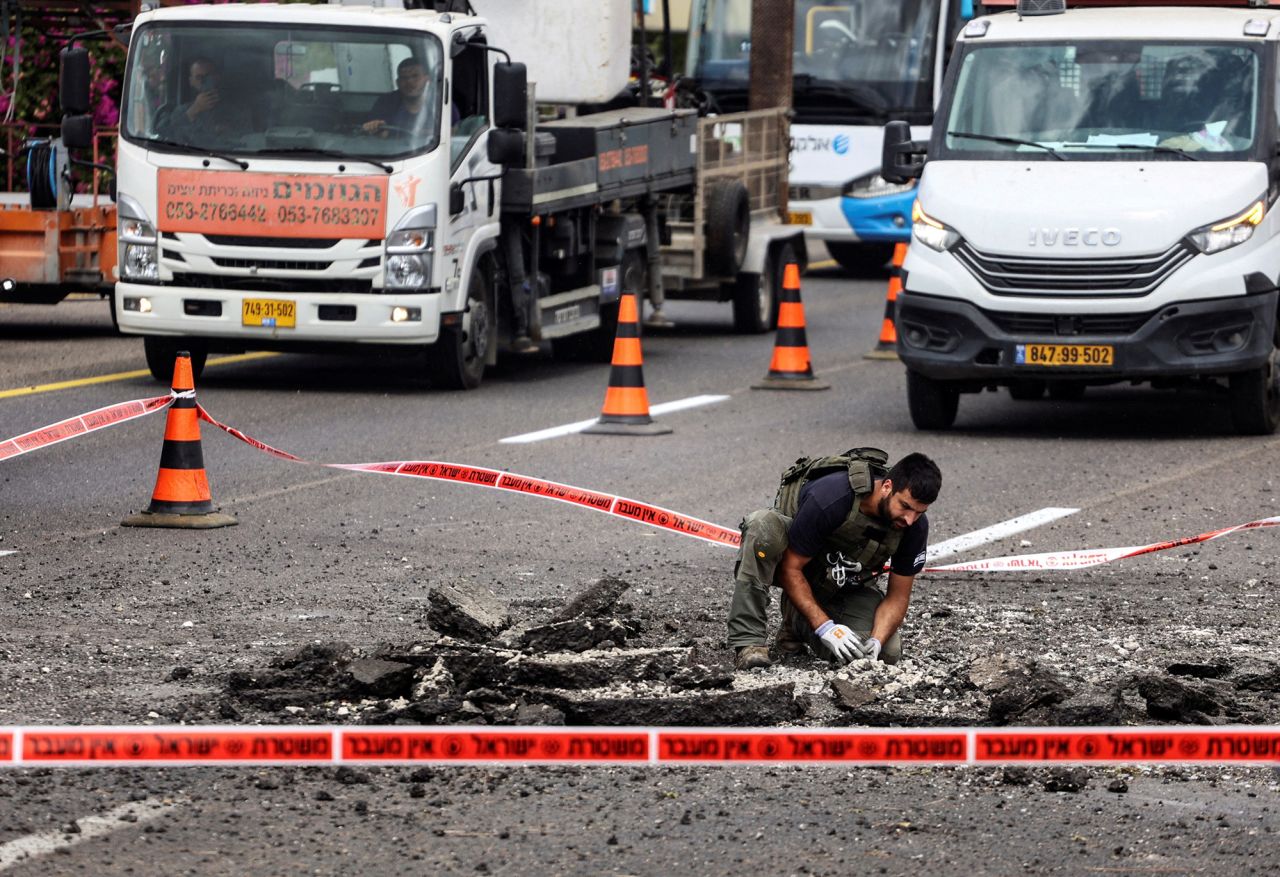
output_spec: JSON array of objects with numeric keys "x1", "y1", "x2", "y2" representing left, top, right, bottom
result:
[
  {"x1": 121, "y1": 23, "x2": 443, "y2": 160},
  {"x1": 939, "y1": 41, "x2": 1261, "y2": 161},
  {"x1": 688, "y1": 0, "x2": 942, "y2": 123}
]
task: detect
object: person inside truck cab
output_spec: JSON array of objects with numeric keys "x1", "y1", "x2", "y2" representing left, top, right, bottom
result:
[
  {"x1": 1158, "y1": 51, "x2": 1252, "y2": 152},
  {"x1": 363, "y1": 57, "x2": 439, "y2": 137},
  {"x1": 164, "y1": 57, "x2": 252, "y2": 141},
  {"x1": 1075, "y1": 50, "x2": 1145, "y2": 132}
]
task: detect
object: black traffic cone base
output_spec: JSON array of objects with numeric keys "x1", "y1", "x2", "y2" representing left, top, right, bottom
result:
[{"x1": 121, "y1": 509, "x2": 238, "y2": 529}]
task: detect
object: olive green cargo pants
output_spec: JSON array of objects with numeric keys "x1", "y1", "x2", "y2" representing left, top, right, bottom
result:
[{"x1": 726, "y1": 508, "x2": 901, "y2": 664}]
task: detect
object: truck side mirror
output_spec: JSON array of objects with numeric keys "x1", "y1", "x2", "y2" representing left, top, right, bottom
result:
[
  {"x1": 882, "y1": 121, "x2": 927, "y2": 185},
  {"x1": 449, "y1": 182, "x2": 465, "y2": 216},
  {"x1": 61, "y1": 114, "x2": 93, "y2": 150},
  {"x1": 487, "y1": 128, "x2": 524, "y2": 166},
  {"x1": 493, "y1": 62, "x2": 528, "y2": 130},
  {"x1": 59, "y1": 46, "x2": 92, "y2": 116}
]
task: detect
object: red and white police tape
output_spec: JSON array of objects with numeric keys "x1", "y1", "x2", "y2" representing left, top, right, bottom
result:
[
  {"x1": 0, "y1": 395, "x2": 171, "y2": 462},
  {"x1": 4, "y1": 395, "x2": 1278, "y2": 570},
  {"x1": 194, "y1": 404, "x2": 743, "y2": 548},
  {"x1": 927, "y1": 515, "x2": 1280, "y2": 572},
  {"x1": 0, "y1": 725, "x2": 1277, "y2": 767}
]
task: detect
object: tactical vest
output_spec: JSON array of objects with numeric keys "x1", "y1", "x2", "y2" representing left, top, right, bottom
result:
[{"x1": 774, "y1": 447, "x2": 903, "y2": 588}]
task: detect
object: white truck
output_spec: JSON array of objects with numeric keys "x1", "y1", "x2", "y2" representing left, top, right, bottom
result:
[
  {"x1": 69, "y1": 0, "x2": 801, "y2": 388},
  {"x1": 882, "y1": 0, "x2": 1280, "y2": 434}
]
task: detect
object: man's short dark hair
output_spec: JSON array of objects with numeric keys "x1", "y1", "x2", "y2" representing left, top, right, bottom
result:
[
  {"x1": 886, "y1": 453, "x2": 941, "y2": 504},
  {"x1": 397, "y1": 58, "x2": 426, "y2": 75}
]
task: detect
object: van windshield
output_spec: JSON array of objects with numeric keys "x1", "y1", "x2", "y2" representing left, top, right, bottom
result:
[
  {"x1": 938, "y1": 41, "x2": 1261, "y2": 160},
  {"x1": 122, "y1": 22, "x2": 444, "y2": 160}
]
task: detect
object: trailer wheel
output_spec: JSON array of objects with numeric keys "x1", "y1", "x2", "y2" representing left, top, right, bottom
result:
[
  {"x1": 1229, "y1": 328, "x2": 1280, "y2": 435},
  {"x1": 704, "y1": 180, "x2": 750, "y2": 277},
  {"x1": 428, "y1": 265, "x2": 494, "y2": 390},
  {"x1": 732, "y1": 243, "x2": 791, "y2": 334},
  {"x1": 144, "y1": 337, "x2": 207, "y2": 384},
  {"x1": 906, "y1": 370, "x2": 958, "y2": 431},
  {"x1": 827, "y1": 242, "x2": 894, "y2": 278}
]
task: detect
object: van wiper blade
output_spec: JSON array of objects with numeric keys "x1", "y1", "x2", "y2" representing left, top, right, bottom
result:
[
  {"x1": 252, "y1": 147, "x2": 393, "y2": 174},
  {"x1": 135, "y1": 137, "x2": 248, "y2": 169},
  {"x1": 947, "y1": 131, "x2": 1065, "y2": 160},
  {"x1": 1061, "y1": 141, "x2": 1201, "y2": 161}
]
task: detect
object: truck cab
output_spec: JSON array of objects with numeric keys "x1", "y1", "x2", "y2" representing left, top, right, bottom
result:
[
  {"x1": 884, "y1": 0, "x2": 1280, "y2": 434},
  {"x1": 113, "y1": 3, "x2": 506, "y2": 385}
]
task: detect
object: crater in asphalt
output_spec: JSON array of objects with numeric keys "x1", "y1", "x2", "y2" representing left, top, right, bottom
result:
[{"x1": 160, "y1": 576, "x2": 1280, "y2": 730}]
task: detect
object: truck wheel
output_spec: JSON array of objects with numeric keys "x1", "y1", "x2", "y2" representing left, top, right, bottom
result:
[
  {"x1": 1008, "y1": 380, "x2": 1046, "y2": 401},
  {"x1": 827, "y1": 242, "x2": 895, "y2": 278},
  {"x1": 704, "y1": 180, "x2": 750, "y2": 277},
  {"x1": 906, "y1": 370, "x2": 959, "y2": 430},
  {"x1": 1229, "y1": 333, "x2": 1280, "y2": 435},
  {"x1": 144, "y1": 337, "x2": 207, "y2": 384},
  {"x1": 428, "y1": 266, "x2": 494, "y2": 390},
  {"x1": 732, "y1": 243, "x2": 791, "y2": 334}
]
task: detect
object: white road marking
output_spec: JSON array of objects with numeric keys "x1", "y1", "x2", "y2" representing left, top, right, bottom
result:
[
  {"x1": 0, "y1": 797, "x2": 172, "y2": 870},
  {"x1": 928, "y1": 507, "x2": 1079, "y2": 562},
  {"x1": 500, "y1": 394, "x2": 731, "y2": 443},
  {"x1": 0, "y1": 551, "x2": 14, "y2": 557}
]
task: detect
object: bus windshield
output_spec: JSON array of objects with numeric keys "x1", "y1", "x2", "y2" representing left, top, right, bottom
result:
[
  {"x1": 939, "y1": 41, "x2": 1261, "y2": 161},
  {"x1": 121, "y1": 22, "x2": 444, "y2": 161},
  {"x1": 687, "y1": 0, "x2": 942, "y2": 123}
]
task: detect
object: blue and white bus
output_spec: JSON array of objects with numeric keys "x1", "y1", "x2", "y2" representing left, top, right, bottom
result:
[{"x1": 685, "y1": 0, "x2": 974, "y2": 274}]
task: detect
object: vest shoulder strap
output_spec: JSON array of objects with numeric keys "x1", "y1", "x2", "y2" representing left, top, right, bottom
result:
[{"x1": 775, "y1": 447, "x2": 891, "y2": 514}]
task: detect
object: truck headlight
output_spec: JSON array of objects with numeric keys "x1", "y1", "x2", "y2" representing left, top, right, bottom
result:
[
  {"x1": 117, "y1": 194, "x2": 159, "y2": 282},
  {"x1": 1187, "y1": 199, "x2": 1266, "y2": 255},
  {"x1": 386, "y1": 253, "x2": 429, "y2": 289},
  {"x1": 912, "y1": 201, "x2": 961, "y2": 252},
  {"x1": 384, "y1": 213, "x2": 434, "y2": 290},
  {"x1": 845, "y1": 172, "x2": 917, "y2": 200},
  {"x1": 123, "y1": 241, "x2": 159, "y2": 281}
]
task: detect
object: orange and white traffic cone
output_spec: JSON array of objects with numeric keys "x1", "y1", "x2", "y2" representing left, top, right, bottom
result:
[
  {"x1": 122, "y1": 351, "x2": 237, "y2": 529},
  {"x1": 752, "y1": 263, "x2": 829, "y2": 391},
  {"x1": 864, "y1": 242, "x2": 907, "y2": 360},
  {"x1": 582, "y1": 293, "x2": 673, "y2": 436}
]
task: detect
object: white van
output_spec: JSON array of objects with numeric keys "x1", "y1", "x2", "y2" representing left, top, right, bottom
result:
[{"x1": 882, "y1": 0, "x2": 1280, "y2": 434}]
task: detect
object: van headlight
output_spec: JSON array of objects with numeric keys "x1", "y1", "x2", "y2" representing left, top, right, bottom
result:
[
  {"x1": 1187, "y1": 199, "x2": 1266, "y2": 255},
  {"x1": 912, "y1": 201, "x2": 961, "y2": 252}
]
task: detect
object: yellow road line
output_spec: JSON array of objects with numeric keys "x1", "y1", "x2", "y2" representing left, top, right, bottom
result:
[
  {"x1": 0, "y1": 351, "x2": 279, "y2": 400},
  {"x1": 809, "y1": 259, "x2": 837, "y2": 270}
]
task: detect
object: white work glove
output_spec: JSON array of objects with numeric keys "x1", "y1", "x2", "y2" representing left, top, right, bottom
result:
[
  {"x1": 815, "y1": 620, "x2": 862, "y2": 664},
  {"x1": 857, "y1": 636, "x2": 882, "y2": 662}
]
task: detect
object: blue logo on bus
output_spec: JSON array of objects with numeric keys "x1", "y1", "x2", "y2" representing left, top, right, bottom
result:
[{"x1": 832, "y1": 134, "x2": 850, "y2": 155}]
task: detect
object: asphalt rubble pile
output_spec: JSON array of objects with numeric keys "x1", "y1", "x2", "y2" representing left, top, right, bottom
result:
[{"x1": 168, "y1": 577, "x2": 1280, "y2": 730}]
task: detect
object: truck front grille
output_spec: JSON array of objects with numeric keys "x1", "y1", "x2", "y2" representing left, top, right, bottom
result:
[
  {"x1": 210, "y1": 257, "x2": 331, "y2": 271},
  {"x1": 168, "y1": 272, "x2": 373, "y2": 294},
  {"x1": 953, "y1": 241, "x2": 1194, "y2": 298}
]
